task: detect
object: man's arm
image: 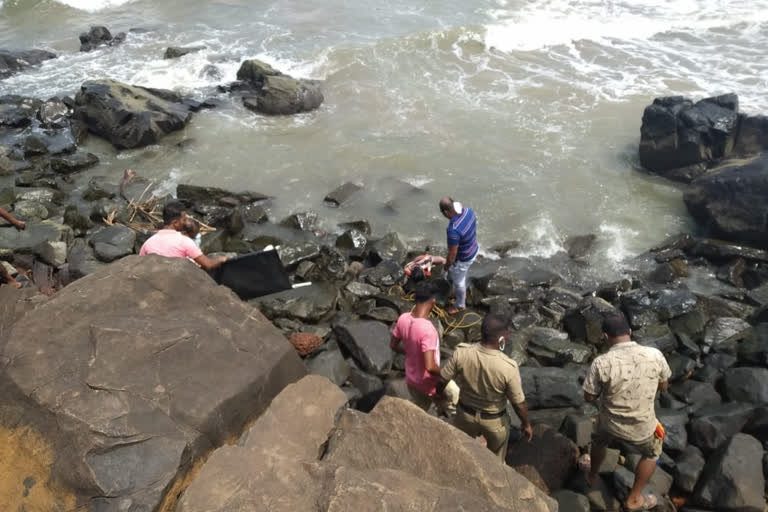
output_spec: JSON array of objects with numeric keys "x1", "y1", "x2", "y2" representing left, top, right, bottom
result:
[
  {"x1": 512, "y1": 400, "x2": 533, "y2": 442},
  {"x1": 657, "y1": 380, "x2": 669, "y2": 393},
  {"x1": 445, "y1": 245, "x2": 458, "y2": 269},
  {"x1": 423, "y1": 350, "x2": 440, "y2": 376},
  {"x1": 390, "y1": 335, "x2": 405, "y2": 354},
  {"x1": 0, "y1": 207, "x2": 24, "y2": 230},
  {"x1": 582, "y1": 361, "x2": 602, "y2": 403},
  {"x1": 194, "y1": 254, "x2": 227, "y2": 271}
]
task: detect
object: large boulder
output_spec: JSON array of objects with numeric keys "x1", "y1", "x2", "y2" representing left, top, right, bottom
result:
[
  {"x1": 74, "y1": 79, "x2": 194, "y2": 149},
  {"x1": 693, "y1": 433, "x2": 766, "y2": 511},
  {"x1": 178, "y1": 385, "x2": 556, "y2": 512},
  {"x1": 689, "y1": 402, "x2": 755, "y2": 453},
  {"x1": 520, "y1": 366, "x2": 584, "y2": 409},
  {"x1": 334, "y1": 319, "x2": 392, "y2": 375},
  {"x1": 506, "y1": 424, "x2": 578, "y2": 493},
  {"x1": 236, "y1": 59, "x2": 324, "y2": 116},
  {"x1": 0, "y1": 256, "x2": 306, "y2": 511},
  {"x1": 723, "y1": 367, "x2": 768, "y2": 404},
  {"x1": 684, "y1": 154, "x2": 768, "y2": 247},
  {"x1": 255, "y1": 282, "x2": 339, "y2": 323},
  {"x1": 79, "y1": 26, "x2": 126, "y2": 52},
  {"x1": 0, "y1": 49, "x2": 56, "y2": 80},
  {"x1": 638, "y1": 94, "x2": 739, "y2": 180}
]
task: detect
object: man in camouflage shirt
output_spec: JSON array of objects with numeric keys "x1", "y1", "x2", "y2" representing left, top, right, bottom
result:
[{"x1": 583, "y1": 313, "x2": 671, "y2": 511}]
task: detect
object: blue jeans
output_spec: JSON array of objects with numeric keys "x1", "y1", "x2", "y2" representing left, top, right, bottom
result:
[{"x1": 448, "y1": 257, "x2": 475, "y2": 309}]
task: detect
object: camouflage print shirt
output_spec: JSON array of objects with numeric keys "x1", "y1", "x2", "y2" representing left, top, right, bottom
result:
[{"x1": 583, "y1": 341, "x2": 672, "y2": 442}]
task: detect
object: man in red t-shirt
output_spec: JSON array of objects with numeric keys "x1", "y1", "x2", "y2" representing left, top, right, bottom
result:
[
  {"x1": 390, "y1": 281, "x2": 459, "y2": 415},
  {"x1": 140, "y1": 201, "x2": 226, "y2": 271}
]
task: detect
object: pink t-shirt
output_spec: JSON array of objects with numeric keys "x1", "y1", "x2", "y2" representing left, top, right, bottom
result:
[
  {"x1": 393, "y1": 312, "x2": 440, "y2": 395},
  {"x1": 139, "y1": 229, "x2": 203, "y2": 260}
]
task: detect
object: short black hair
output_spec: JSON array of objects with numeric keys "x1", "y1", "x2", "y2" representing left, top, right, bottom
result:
[
  {"x1": 414, "y1": 281, "x2": 436, "y2": 304},
  {"x1": 602, "y1": 313, "x2": 631, "y2": 337},
  {"x1": 163, "y1": 201, "x2": 186, "y2": 225},
  {"x1": 481, "y1": 314, "x2": 509, "y2": 342}
]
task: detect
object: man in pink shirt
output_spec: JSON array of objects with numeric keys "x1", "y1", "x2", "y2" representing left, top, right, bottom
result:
[
  {"x1": 390, "y1": 281, "x2": 459, "y2": 416},
  {"x1": 139, "y1": 201, "x2": 227, "y2": 271}
]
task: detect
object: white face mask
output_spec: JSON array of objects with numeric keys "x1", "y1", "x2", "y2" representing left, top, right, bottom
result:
[{"x1": 498, "y1": 336, "x2": 506, "y2": 352}]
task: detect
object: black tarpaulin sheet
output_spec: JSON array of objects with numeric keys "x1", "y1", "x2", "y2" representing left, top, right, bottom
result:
[{"x1": 211, "y1": 250, "x2": 291, "y2": 300}]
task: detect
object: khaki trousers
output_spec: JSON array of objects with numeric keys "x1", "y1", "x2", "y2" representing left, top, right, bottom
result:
[
  {"x1": 453, "y1": 406, "x2": 510, "y2": 460},
  {"x1": 407, "y1": 380, "x2": 460, "y2": 417}
]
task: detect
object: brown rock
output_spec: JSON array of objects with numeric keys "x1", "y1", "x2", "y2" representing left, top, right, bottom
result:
[
  {"x1": 289, "y1": 331, "x2": 324, "y2": 356},
  {"x1": 0, "y1": 256, "x2": 306, "y2": 511}
]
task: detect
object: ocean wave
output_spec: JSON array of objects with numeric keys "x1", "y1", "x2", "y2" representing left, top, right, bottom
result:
[{"x1": 52, "y1": 0, "x2": 137, "y2": 12}]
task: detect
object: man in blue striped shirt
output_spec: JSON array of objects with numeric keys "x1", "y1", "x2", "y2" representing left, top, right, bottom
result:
[{"x1": 439, "y1": 197, "x2": 478, "y2": 314}]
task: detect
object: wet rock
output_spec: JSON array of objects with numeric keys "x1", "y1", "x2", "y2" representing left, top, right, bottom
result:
[
  {"x1": 309, "y1": 246, "x2": 348, "y2": 281},
  {"x1": 723, "y1": 367, "x2": 768, "y2": 404},
  {"x1": 22, "y1": 131, "x2": 76, "y2": 157},
  {"x1": 368, "y1": 232, "x2": 407, "y2": 265},
  {"x1": 242, "y1": 74, "x2": 324, "y2": 116},
  {"x1": 50, "y1": 151, "x2": 99, "y2": 174},
  {"x1": 164, "y1": 46, "x2": 205, "y2": 59},
  {"x1": 336, "y1": 228, "x2": 367, "y2": 257},
  {"x1": 666, "y1": 353, "x2": 697, "y2": 381},
  {"x1": 347, "y1": 364, "x2": 385, "y2": 412},
  {"x1": 717, "y1": 258, "x2": 746, "y2": 287},
  {"x1": 74, "y1": 79, "x2": 194, "y2": 149},
  {"x1": 506, "y1": 424, "x2": 578, "y2": 493},
  {"x1": 79, "y1": 25, "x2": 125, "y2": 52},
  {"x1": 684, "y1": 155, "x2": 768, "y2": 247},
  {"x1": 176, "y1": 183, "x2": 269, "y2": 204},
  {"x1": 236, "y1": 59, "x2": 281, "y2": 83},
  {"x1": 0, "y1": 49, "x2": 56, "y2": 80},
  {"x1": 620, "y1": 288, "x2": 697, "y2": 328},
  {"x1": 692, "y1": 353, "x2": 737, "y2": 383},
  {"x1": 675, "y1": 446, "x2": 706, "y2": 494},
  {"x1": 689, "y1": 402, "x2": 754, "y2": 453},
  {"x1": 37, "y1": 97, "x2": 70, "y2": 128},
  {"x1": 689, "y1": 237, "x2": 768, "y2": 263},
  {"x1": 0, "y1": 94, "x2": 41, "y2": 127},
  {"x1": 345, "y1": 281, "x2": 380, "y2": 299},
  {"x1": 66, "y1": 238, "x2": 107, "y2": 279},
  {"x1": 256, "y1": 282, "x2": 338, "y2": 323},
  {"x1": 334, "y1": 320, "x2": 392, "y2": 375},
  {"x1": 276, "y1": 241, "x2": 321, "y2": 268},
  {"x1": 563, "y1": 296, "x2": 618, "y2": 345},
  {"x1": 693, "y1": 433, "x2": 766, "y2": 511},
  {"x1": 0, "y1": 220, "x2": 71, "y2": 253},
  {"x1": 12, "y1": 200, "x2": 50, "y2": 222},
  {"x1": 88, "y1": 225, "x2": 136, "y2": 262},
  {"x1": 280, "y1": 210, "x2": 319, "y2": 231},
  {"x1": 639, "y1": 94, "x2": 739, "y2": 178},
  {"x1": 525, "y1": 327, "x2": 592, "y2": 365},
  {"x1": 339, "y1": 219, "x2": 372, "y2": 235},
  {"x1": 635, "y1": 324, "x2": 679, "y2": 353},
  {"x1": 656, "y1": 409, "x2": 689, "y2": 453},
  {"x1": 324, "y1": 181, "x2": 362, "y2": 207},
  {"x1": 363, "y1": 259, "x2": 405, "y2": 288},
  {"x1": 304, "y1": 341, "x2": 350, "y2": 386},
  {"x1": 520, "y1": 367, "x2": 584, "y2": 409},
  {"x1": 552, "y1": 489, "x2": 590, "y2": 512},
  {"x1": 670, "y1": 380, "x2": 722, "y2": 413},
  {"x1": 1, "y1": 256, "x2": 306, "y2": 511},
  {"x1": 565, "y1": 234, "x2": 597, "y2": 260},
  {"x1": 362, "y1": 307, "x2": 398, "y2": 324},
  {"x1": 35, "y1": 240, "x2": 67, "y2": 267},
  {"x1": 702, "y1": 317, "x2": 751, "y2": 353},
  {"x1": 738, "y1": 323, "x2": 768, "y2": 365},
  {"x1": 241, "y1": 202, "x2": 268, "y2": 224}
]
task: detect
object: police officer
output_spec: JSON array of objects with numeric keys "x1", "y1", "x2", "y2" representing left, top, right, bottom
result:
[{"x1": 439, "y1": 314, "x2": 533, "y2": 460}]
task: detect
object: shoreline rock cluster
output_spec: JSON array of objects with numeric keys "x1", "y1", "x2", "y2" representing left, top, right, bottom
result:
[{"x1": 1, "y1": 25, "x2": 768, "y2": 512}]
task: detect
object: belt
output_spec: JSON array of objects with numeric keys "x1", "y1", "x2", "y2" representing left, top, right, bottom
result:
[{"x1": 458, "y1": 402, "x2": 506, "y2": 419}]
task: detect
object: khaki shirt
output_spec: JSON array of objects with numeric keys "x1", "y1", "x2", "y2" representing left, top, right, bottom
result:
[
  {"x1": 441, "y1": 343, "x2": 525, "y2": 414},
  {"x1": 583, "y1": 341, "x2": 672, "y2": 442}
]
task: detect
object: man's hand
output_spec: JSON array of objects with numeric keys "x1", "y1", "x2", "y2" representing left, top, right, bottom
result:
[
  {"x1": 521, "y1": 422, "x2": 533, "y2": 442},
  {"x1": 13, "y1": 220, "x2": 25, "y2": 231}
]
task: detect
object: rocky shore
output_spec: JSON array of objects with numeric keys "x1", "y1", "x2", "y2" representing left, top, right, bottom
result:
[{"x1": 2, "y1": 26, "x2": 768, "y2": 512}]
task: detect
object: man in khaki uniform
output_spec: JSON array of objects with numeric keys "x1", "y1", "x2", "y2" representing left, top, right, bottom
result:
[
  {"x1": 440, "y1": 314, "x2": 532, "y2": 460},
  {"x1": 583, "y1": 313, "x2": 671, "y2": 512}
]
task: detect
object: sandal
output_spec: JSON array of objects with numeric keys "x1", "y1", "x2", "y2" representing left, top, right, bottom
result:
[
  {"x1": 624, "y1": 494, "x2": 657, "y2": 511},
  {"x1": 446, "y1": 306, "x2": 465, "y2": 315}
]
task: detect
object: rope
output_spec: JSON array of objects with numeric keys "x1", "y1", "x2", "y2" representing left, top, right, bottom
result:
[{"x1": 387, "y1": 284, "x2": 482, "y2": 335}]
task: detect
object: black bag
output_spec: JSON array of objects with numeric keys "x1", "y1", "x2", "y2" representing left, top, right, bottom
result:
[{"x1": 211, "y1": 250, "x2": 291, "y2": 300}]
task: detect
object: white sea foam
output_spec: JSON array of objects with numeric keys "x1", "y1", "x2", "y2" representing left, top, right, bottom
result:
[
  {"x1": 52, "y1": 0, "x2": 136, "y2": 12},
  {"x1": 509, "y1": 215, "x2": 565, "y2": 259},
  {"x1": 598, "y1": 223, "x2": 640, "y2": 263}
]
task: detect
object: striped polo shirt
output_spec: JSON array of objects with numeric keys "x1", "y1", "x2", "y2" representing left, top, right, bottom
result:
[{"x1": 447, "y1": 207, "x2": 478, "y2": 262}]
